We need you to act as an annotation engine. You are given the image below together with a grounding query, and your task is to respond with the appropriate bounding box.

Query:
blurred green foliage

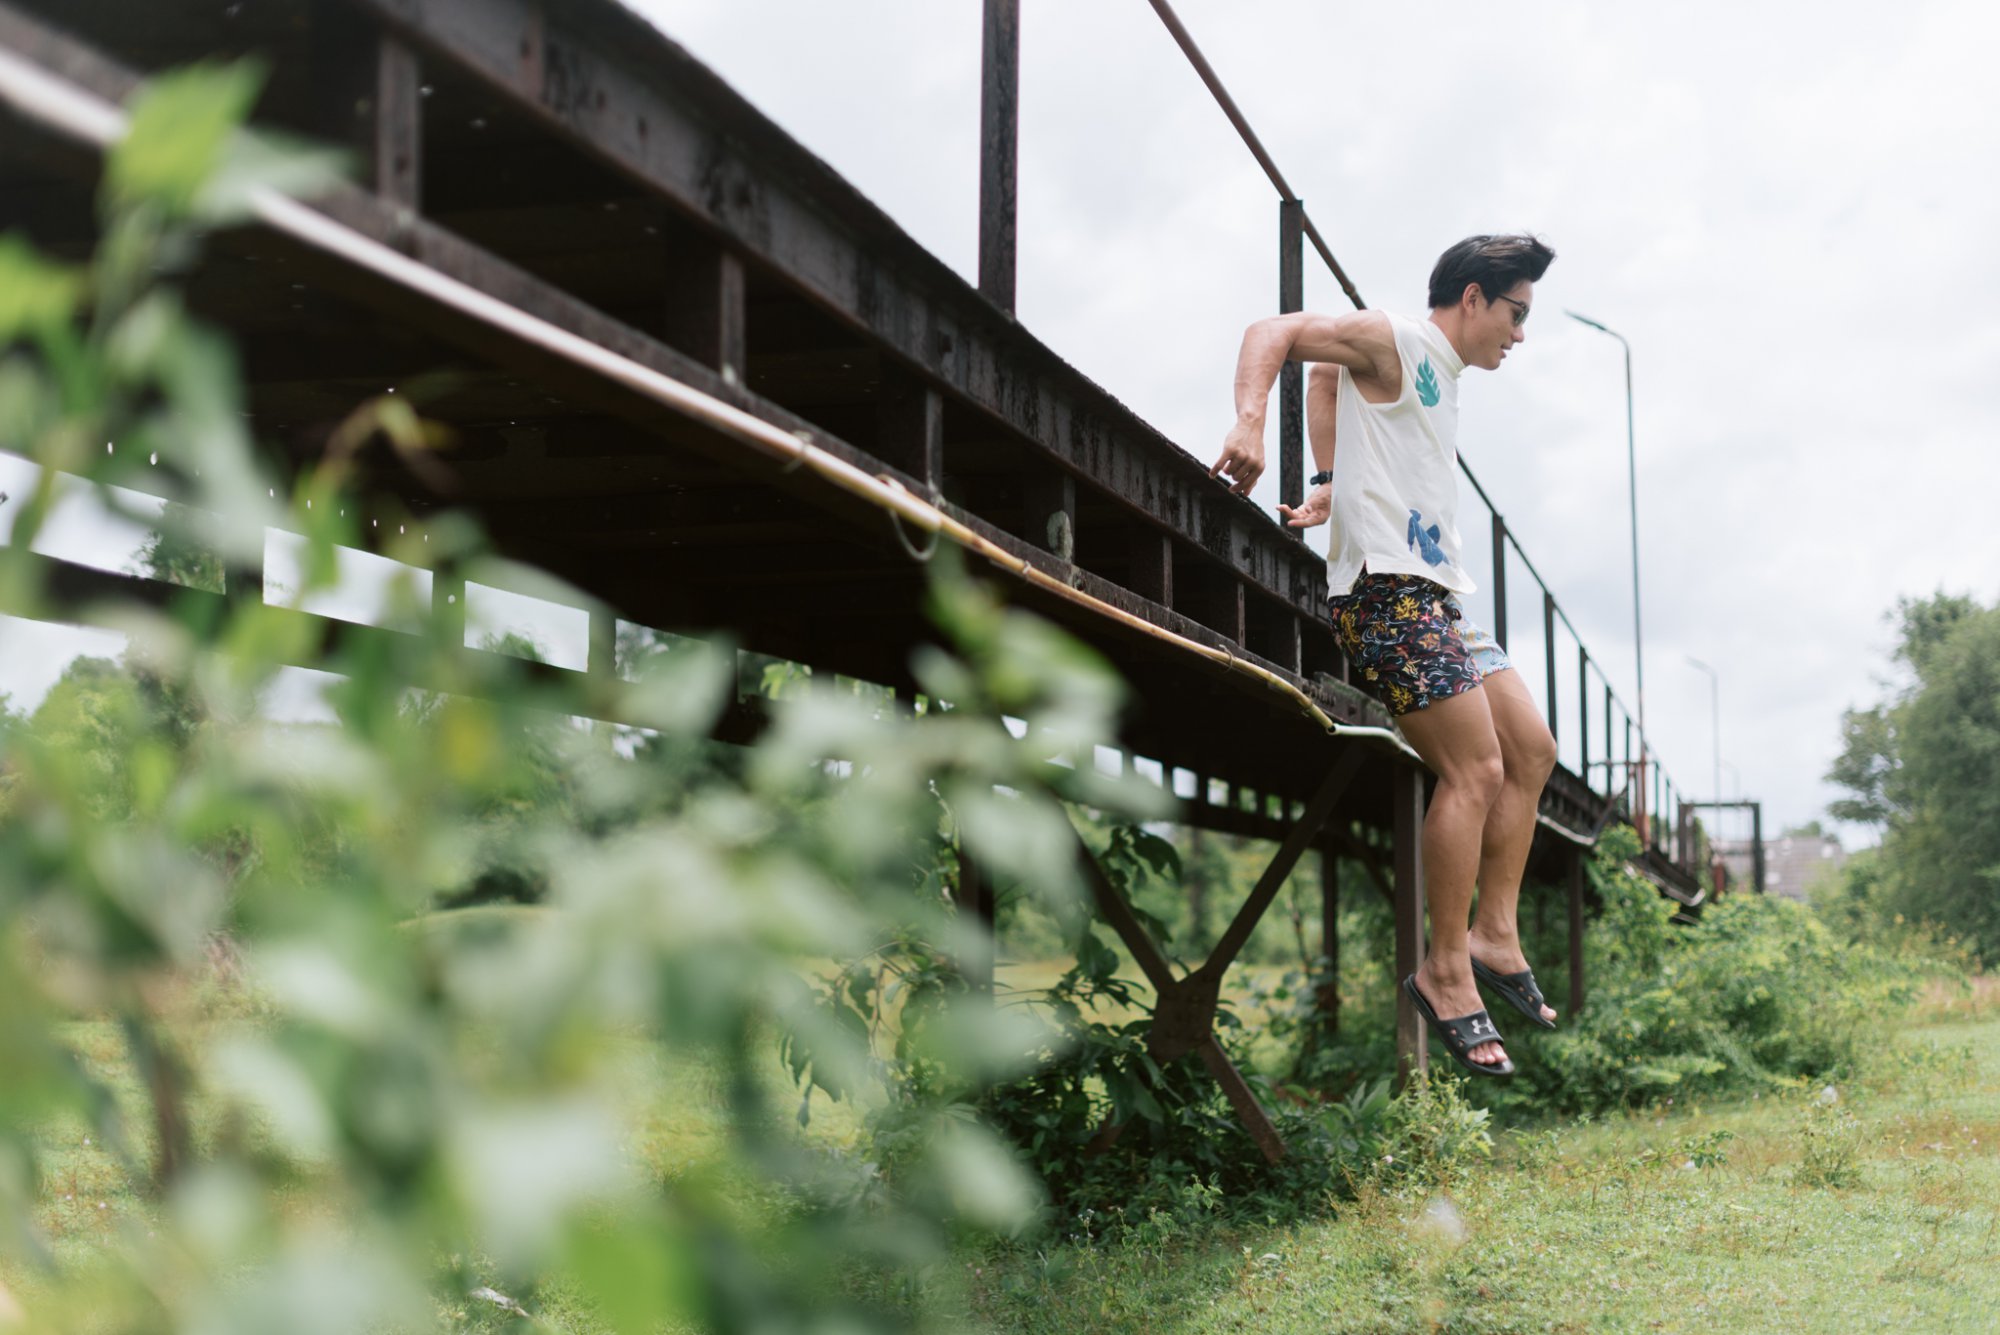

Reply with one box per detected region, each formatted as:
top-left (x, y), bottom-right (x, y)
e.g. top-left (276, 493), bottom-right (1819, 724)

top-left (0, 61), bottom-right (1169, 1334)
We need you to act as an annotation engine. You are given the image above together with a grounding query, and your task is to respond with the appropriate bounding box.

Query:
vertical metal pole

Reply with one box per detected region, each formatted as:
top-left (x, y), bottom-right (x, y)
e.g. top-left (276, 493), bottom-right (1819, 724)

top-left (1603, 683), bottom-right (1613, 799)
top-left (1624, 717), bottom-right (1634, 820)
top-left (1278, 199), bottom-right (1304, 532)
top-left (1624, 339), bottom-right (1646, 811)
top-left (1490, 515), bottom-right (1508, 650)
top-left (1751, 802), bottom-right (1766, 895)
top-left (1567, 851), bottom-right (1587, 1014)
top-left (1543, 591), bottom-right (1558, 738)
top-left (1578, 647), bottom-right (1590, 787)
top-left (1392, 766), bottom-right (1428, 1088)
top-left (978, 0), bottom-right (1020, 311)
top-left (1318, 846), bottom-right (1340, 1039)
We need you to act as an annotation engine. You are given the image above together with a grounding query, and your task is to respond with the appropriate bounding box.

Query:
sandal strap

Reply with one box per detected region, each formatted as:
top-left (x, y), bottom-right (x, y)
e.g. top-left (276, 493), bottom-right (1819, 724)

top-left (1474, 957), bottom-right (1547, 1008)
top-left (1435, 1007), bottom-right (1504, 1054)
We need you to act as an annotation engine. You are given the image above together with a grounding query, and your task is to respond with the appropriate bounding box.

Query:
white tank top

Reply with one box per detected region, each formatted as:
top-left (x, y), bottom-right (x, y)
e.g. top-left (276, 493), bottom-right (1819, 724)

top-left (1324, 312), bottom-right (1474, 597)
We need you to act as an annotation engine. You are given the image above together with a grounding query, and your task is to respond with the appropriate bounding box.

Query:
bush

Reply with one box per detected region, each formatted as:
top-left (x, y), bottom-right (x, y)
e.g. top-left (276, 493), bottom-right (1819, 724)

top-left (1480, 827), bottom-right (1935, 1119)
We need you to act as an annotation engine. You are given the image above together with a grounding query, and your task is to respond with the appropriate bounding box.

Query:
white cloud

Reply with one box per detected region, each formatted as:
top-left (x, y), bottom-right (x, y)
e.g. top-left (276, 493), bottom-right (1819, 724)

top-left (632, 0), bottom-right (2000, 842)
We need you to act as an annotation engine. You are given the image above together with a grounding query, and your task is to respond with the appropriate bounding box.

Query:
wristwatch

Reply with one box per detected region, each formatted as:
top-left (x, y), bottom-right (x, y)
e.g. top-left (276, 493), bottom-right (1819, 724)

top-left (1310, 470), bottom-right (1333, 487)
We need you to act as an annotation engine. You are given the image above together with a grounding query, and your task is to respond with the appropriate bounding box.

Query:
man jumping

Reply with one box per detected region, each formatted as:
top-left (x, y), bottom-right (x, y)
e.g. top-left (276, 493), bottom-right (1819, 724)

top-left (1211, 234), bottom-right (1559, 1076)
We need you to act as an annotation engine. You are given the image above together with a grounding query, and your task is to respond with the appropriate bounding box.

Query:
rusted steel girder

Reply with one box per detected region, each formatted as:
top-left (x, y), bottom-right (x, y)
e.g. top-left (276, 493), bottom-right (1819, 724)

top-left (334, 0), bottom-right (1330, 618)
top-left (1071, 747), bottom-right (1367, 1164)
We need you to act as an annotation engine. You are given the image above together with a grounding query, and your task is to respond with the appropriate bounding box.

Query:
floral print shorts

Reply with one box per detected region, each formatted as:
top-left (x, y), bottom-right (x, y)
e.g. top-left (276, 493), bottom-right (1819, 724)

top-left (1327, 573), bottom-right (1492, 716)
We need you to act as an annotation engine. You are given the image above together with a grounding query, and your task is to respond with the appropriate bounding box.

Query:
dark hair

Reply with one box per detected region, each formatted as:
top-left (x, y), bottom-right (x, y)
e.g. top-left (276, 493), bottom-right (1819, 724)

top-left (1426, 233), bottom-right (1555, 309)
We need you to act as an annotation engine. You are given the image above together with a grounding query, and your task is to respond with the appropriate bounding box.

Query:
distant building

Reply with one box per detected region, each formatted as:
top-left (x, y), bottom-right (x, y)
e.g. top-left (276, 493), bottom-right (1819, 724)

top-left (1714, 828), bottom-right (1845, 902)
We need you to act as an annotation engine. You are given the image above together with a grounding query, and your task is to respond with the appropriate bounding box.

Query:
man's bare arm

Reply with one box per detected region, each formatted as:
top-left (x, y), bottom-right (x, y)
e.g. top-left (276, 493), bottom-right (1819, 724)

top-left (1211, 310), bottom-right (1397, 497)
top-left (1278, 362), bottom-right (1342, 529)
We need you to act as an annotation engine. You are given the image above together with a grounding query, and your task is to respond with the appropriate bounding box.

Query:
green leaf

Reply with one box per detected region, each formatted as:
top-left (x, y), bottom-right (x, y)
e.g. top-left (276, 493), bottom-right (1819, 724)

top-left (106, 62), bottom-right (266, 218)
top-left (0, 232), bottom-right (84, 340)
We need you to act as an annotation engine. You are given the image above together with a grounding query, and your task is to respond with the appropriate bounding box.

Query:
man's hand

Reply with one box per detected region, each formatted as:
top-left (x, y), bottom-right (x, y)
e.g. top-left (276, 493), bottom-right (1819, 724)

top-left (1211, 417), bottom-right (1265, 496)
top-left (1277, 481), bottom-right (1331, 529)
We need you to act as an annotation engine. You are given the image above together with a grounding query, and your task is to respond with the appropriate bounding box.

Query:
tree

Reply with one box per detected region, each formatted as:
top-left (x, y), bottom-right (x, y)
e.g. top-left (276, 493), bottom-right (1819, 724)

top-left (1826, 590), bottom-right (2000, 958)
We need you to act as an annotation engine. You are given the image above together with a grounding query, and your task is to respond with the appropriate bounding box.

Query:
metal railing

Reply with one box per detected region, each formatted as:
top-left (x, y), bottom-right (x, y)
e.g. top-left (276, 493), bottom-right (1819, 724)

top-left (977, 0), bottom-right (1700, 871)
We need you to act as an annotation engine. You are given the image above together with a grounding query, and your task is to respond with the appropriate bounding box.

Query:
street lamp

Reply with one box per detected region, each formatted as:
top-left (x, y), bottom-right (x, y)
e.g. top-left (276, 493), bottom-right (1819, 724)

top-left (1686, 655), bottom-right (1720, 809)
top-left (1567, 310), bottom-right (1647, 838)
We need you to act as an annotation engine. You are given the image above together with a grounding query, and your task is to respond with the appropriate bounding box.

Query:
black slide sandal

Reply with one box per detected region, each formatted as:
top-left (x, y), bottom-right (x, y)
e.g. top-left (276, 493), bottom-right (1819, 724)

top-left (1402, 974), bottom-right (1514, 1077)
top-left (1470, 956), bottom-right (1557, 1030)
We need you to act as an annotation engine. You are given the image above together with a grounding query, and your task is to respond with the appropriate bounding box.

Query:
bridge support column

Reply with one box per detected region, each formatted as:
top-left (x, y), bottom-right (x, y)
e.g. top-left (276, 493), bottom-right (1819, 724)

top-left (958, 847), bottom-right (996, 998)
top-left (1318, 844), bottom-right (1340, 1038)
top-left (1392, 764), bottom-right (1428, 1088)
top-left (1568, 848), bottom-right (1587, 1015)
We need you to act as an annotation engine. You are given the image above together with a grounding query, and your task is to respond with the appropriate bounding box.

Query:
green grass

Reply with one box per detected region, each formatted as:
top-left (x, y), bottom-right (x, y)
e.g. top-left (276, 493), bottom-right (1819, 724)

top-left (962, 999), bottom-right (2000, 1334)
top-left (13, 973), bottom-right (2000, 1333)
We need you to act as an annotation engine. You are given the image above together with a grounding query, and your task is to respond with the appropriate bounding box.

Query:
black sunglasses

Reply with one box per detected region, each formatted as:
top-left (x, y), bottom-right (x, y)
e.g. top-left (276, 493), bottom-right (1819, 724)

top-left (1492, 294), bottom-right (1530, 327)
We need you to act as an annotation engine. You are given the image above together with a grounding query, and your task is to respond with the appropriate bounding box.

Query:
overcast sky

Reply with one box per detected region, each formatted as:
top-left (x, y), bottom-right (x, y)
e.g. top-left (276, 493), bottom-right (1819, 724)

top-left (609, 0), bottom-right (2000, 846)
top-left (6, 1), bottom-right (1996, 850)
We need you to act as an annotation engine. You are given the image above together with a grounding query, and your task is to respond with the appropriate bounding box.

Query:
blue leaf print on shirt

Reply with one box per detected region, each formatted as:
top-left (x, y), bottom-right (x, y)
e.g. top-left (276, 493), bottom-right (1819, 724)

top-left (1415, 357), bottom-right (1440, 407)
top-left (1407, 509), bottom-right (1446, 566)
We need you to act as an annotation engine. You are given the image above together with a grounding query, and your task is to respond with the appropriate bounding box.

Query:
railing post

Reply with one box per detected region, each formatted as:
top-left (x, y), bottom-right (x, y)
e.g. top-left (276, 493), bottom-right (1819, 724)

top-left (1543, 590), bottom-right (1558, 738)
top-left (978, 0), bottom-right (1021, 311)
top-left (1603, 683), bottom-right (1613, 798)
top-left (1490, 514), bottom-right (1508, 650)
top-left (1750, 802), bottom-right (1766, 894)
top-left (1278, 198), bottom-right (1304, 532)
top-left (1578, 647), bottom-right (1589, 786)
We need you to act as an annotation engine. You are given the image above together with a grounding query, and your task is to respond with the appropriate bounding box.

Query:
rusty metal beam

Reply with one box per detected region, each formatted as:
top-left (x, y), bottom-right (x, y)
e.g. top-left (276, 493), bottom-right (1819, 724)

top-left (1069, 820), bottom-right (1286, 1162)
top-left (334, 0), bottom-right (1328, 616)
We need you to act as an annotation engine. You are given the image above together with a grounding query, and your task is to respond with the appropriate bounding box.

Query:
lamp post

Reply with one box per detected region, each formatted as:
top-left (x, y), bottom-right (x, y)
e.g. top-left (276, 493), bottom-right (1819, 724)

top-left (1567, 310), bottom-right (1647, 839)
top-left (1686, 655), bottom-right (1720, 810)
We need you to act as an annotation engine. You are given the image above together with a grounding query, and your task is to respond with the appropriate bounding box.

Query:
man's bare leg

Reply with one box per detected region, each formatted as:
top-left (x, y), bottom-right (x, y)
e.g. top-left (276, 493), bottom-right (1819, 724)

top-left (1465, 668), bottom-right (1560, 1022)
top-left (1393, 684), bottom-right (1508, 1067)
